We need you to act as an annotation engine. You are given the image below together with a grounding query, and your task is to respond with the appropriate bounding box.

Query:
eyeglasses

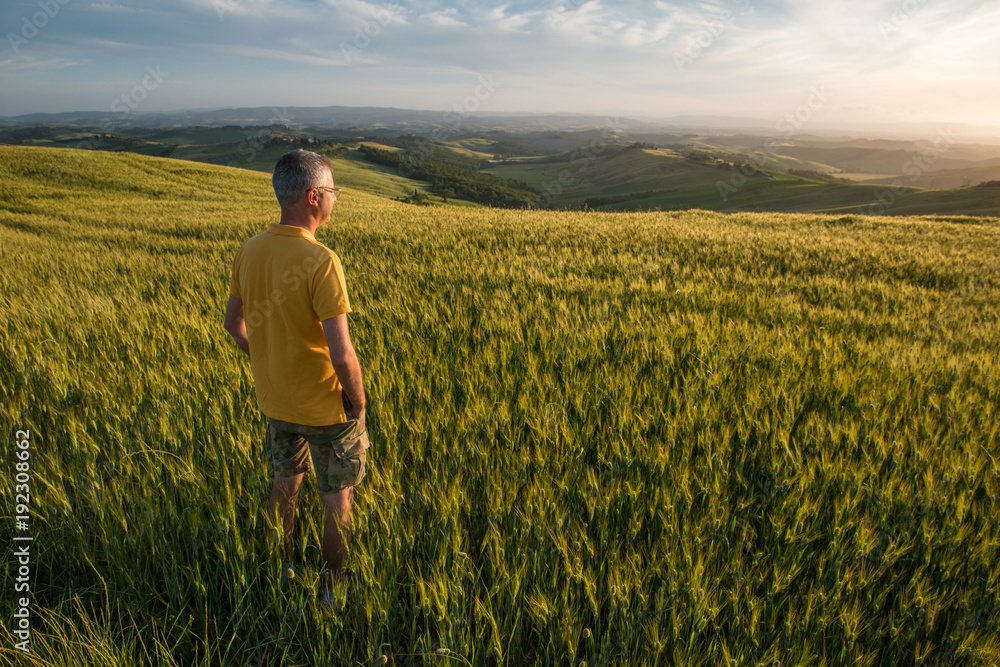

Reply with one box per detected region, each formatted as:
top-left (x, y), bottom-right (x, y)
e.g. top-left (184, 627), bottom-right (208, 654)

top-left (311, 186), bottom-right (341, 196)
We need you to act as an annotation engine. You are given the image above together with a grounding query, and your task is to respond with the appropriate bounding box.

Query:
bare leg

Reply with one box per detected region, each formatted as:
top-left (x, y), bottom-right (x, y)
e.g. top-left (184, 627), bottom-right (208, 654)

top-left (320, 486), bottom-right (354, 581)
top-left (267, 473), bottom-right (304, 563)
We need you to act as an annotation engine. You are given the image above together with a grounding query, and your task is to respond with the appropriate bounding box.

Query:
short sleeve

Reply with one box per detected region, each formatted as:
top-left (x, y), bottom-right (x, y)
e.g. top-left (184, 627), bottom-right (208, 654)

top-left (311, 251), bottom-right (351, 321)
top-left (229, 245), bottom-right (243, 299)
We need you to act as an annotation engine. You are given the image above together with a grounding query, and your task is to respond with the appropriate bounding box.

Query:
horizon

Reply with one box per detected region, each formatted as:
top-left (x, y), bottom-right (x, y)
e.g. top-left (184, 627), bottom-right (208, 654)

top-left (6, 103), bottom-right (1000, 143)
top-left (2, 1), bottom-right (998, 129)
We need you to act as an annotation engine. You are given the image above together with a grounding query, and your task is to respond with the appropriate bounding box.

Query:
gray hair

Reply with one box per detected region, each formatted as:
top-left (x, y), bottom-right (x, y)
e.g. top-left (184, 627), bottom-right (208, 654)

top-left (271, 149), bottom-right (334, 207)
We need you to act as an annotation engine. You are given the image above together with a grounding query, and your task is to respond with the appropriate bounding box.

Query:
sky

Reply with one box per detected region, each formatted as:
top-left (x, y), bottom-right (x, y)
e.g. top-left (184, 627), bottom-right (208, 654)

top-left (1, 0), bottom-right (998, 128)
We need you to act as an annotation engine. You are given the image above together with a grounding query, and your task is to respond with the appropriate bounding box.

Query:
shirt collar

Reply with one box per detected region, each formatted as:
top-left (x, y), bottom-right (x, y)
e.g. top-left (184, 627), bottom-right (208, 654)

top-left (268, 222), bottom-right (315, 240)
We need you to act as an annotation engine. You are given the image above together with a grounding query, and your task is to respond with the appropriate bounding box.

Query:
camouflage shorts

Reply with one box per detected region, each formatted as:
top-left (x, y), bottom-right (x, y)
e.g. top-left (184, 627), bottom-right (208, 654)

top-left (266, 412), bottom-right (369, 494)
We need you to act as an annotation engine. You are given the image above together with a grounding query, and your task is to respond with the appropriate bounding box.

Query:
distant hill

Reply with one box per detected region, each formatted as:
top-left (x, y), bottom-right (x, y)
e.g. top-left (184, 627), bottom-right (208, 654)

top-left (8, 104), bottom-right (999, 140)
top-left (0, 106), bottom-right (656, 133)
top-left (3, 122), bottom-right (998, 217)
top-left (487, 144), bottom-right (1000, 216)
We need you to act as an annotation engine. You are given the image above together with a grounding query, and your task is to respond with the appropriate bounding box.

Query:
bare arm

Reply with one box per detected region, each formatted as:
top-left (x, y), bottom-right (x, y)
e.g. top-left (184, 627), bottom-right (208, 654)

top-left (223, 294), bottom-right (251, 357)
top-left (322, 314), bottom-right (366, 418)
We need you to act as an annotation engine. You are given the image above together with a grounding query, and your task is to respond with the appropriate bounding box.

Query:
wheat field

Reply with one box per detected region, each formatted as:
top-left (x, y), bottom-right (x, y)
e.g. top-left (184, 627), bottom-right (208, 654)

top-left (1, 145), bottom-right (998, 666)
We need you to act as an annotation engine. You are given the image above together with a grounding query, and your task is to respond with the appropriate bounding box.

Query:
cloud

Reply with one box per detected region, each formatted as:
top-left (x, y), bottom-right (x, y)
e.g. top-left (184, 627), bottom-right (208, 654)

top-left (216, 45), bottom-right (347, 68)
top-left (492, 9), bottom-right (540, 33)
top-left (177, 0), bottom-right (299, 20)
top-left (0, 56), bottom-right (79, 73)
top-left (426, 8), bottom-right (468, 28)
top-left (86, 4), bottom-right (159, 14)
top-left (1, 0), bottom-right (997, 124)
top-left (326, 0), bottom-right (408, 25)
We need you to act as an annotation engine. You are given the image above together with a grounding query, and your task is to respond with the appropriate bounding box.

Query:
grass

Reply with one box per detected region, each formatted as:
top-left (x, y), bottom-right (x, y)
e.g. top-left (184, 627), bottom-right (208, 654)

top-left (486, 146), bottom-right (845, 211)
top-left (488, 145), bottom-right (1000, 216)
top-left (440, 138), bottom-right (498, 160)
top-left (859, 165), bottom-right (1000, 190)
top-left (1, 144), bottom-right (999, 666)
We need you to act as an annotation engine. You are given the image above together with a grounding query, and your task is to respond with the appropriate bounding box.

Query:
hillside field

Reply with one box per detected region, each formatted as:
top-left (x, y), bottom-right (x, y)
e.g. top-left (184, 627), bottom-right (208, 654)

top-left (1, 145), bottom-right (999, 666)
top-left (486, 146), bottom-right (1000, 216)
top-left (6, 124), bottom-right (1000, 216)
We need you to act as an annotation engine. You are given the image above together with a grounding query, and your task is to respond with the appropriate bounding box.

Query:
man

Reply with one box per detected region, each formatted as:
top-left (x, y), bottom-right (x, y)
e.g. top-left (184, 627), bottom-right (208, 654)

top-left (224, 149), bottom-right (368, 605)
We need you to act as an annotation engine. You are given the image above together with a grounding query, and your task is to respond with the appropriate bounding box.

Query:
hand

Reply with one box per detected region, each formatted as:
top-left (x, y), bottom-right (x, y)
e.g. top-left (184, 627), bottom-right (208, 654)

top-left (343, 392), bottom-right (365, 420)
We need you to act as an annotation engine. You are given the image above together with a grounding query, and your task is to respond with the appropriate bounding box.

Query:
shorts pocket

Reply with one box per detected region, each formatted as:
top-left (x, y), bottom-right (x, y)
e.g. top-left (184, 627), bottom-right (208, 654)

top-left (324, 447), bottom-right (366, 493)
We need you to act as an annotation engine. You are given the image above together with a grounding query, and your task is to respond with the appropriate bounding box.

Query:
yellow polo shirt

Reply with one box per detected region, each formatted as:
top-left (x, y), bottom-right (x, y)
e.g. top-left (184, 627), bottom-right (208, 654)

top-left (230, 223), bottom-right (351, 426)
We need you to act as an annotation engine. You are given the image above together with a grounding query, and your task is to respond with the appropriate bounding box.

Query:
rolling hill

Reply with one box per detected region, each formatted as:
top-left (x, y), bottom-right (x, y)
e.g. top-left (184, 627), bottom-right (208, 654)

top-left (3, 123), bottom-right (999, 216)
top-left (487, 144), bottom-right (1000, 215)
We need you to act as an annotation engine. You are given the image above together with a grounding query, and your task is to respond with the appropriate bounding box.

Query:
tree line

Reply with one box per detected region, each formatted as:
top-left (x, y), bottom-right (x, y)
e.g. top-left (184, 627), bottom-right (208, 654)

top-left (358, 143), bottom-right (541, 209)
